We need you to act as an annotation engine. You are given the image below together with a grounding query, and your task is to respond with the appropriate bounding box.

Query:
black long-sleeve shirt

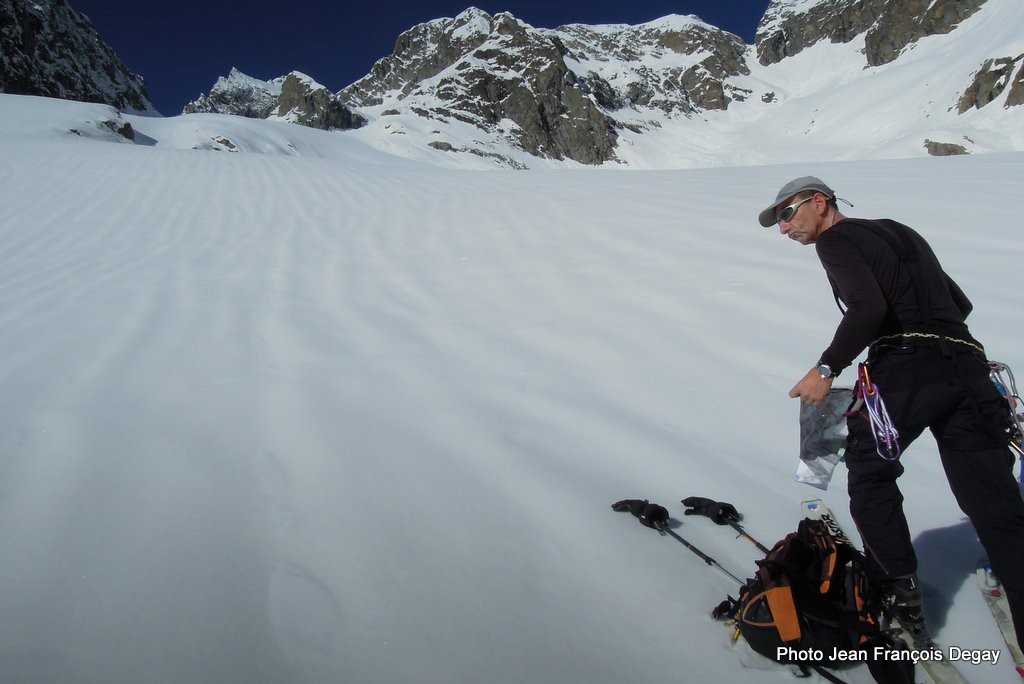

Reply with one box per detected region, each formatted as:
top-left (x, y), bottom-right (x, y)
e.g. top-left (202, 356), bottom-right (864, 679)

top-left (813, 218), bottom-right (975, 374)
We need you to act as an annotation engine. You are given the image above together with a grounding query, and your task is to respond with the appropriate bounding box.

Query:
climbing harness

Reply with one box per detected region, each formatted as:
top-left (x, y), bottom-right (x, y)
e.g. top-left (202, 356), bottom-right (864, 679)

top-left (871, 331), bottom-right (985, 355)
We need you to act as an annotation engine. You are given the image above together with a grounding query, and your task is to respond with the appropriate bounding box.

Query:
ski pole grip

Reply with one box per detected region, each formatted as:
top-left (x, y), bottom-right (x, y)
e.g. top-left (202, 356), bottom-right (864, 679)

top-left (612, 499), bottom-right (669, 529)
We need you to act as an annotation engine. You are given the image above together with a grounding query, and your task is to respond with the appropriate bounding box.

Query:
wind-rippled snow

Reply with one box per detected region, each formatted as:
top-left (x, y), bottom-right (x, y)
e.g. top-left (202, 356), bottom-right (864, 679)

top-left (1, 94), bottom-right (1023, 683)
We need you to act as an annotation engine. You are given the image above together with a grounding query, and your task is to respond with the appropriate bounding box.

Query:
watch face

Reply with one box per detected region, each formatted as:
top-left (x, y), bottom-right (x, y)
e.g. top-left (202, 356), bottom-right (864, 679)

top-left (817, 363), bottom-right (833, 378)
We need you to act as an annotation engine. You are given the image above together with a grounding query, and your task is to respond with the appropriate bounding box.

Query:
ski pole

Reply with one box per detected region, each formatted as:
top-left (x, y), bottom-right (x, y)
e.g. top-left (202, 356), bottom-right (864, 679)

top-left (659, 524), bottom-right (745, 586)
top-left (726, 521), bottom-right (771, 555)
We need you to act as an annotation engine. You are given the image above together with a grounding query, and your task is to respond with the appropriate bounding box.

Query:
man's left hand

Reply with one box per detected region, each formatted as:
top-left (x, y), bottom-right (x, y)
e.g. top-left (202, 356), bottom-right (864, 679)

top-left (789, 367), bottom-right (833, 405)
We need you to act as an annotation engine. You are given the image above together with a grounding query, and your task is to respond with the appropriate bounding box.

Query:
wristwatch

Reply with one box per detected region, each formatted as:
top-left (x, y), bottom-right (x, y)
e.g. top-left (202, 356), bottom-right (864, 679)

top-left (816, 362), bottom-right (836, 379)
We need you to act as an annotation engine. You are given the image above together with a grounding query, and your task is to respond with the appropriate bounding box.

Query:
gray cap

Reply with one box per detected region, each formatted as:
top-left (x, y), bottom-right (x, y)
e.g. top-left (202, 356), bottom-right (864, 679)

top-left (758, 176), bottom-right (835, 227)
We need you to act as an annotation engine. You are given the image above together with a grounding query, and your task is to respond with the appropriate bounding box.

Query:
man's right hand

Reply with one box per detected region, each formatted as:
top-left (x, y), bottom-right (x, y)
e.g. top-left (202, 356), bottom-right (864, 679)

top-left (789, 367), bottom-right (833, 405)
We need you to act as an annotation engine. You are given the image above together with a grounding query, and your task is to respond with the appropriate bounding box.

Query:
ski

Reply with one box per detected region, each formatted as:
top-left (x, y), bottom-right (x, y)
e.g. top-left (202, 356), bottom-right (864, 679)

top-left (801, 498), bottom-right (854, 545)
top-left (977, 558), bottom-right (1024, 678)
top-left (801, 499), bottom-right (970, 684)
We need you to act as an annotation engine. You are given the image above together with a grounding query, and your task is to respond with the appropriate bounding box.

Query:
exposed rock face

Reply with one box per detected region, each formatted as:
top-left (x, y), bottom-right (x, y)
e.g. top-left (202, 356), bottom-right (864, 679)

top-left (756, 0), bottom-right (988, 67)
top-left (862, 0), bottom-right (988, 66)
top-left (184, 68), bottom-right (365, 131)
top-left (339, 9), bottom-right (752, 164)
top-left (342, 9), bottom-right (619, 163)
top-left (184, 68), bottom-right (281, 118)
top-left (924, 139), bottom-right (969, 156)
top-left (555, 17), bottom-right (749, 115)
top-left (276, 73), bottom-right (366, 130)
top-left (342, 8), bottom-right (493, 107)
top-left (0, 0), bottom-right (152, 111)
top-left (957, 55), bottom-right (1024, 112)
top-left (1009, 62), bottom-right (1024, 108)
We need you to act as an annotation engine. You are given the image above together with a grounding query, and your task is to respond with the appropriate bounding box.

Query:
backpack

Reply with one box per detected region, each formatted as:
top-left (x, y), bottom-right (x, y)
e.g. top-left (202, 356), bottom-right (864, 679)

top-left (714, 518), bottom-right (913, 683)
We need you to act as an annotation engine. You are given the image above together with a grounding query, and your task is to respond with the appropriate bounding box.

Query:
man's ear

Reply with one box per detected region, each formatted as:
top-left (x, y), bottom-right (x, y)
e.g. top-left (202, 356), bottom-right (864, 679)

top-left (814, 192), bottom-right (829, 215)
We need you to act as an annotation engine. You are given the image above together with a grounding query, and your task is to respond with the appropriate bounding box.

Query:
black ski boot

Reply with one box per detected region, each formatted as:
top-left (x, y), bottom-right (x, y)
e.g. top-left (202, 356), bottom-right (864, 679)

top-left (882, 574), bottom-right (934, 647)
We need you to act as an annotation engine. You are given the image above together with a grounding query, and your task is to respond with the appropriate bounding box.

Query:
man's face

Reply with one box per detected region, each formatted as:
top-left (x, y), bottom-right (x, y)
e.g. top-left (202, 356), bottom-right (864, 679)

top-left (776, 193), bottom-right (820, 245)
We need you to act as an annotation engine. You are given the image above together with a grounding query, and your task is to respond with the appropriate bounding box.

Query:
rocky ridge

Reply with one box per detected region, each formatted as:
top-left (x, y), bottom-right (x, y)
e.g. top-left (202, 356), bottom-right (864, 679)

top-left (185, 68), bottom-right (365, 131)
top-left (341, 9), bottom-right (623, 164)
top-left (0, 0), bottom-right (151, 111)
top-left (199, 9), bottom-right (755, 166)
top-left (336, 10), bottom-right (755, 164)
top-left (188, 0), bottom-right (1023, 166)
top-left (553, 16), bottom-right (750, 115)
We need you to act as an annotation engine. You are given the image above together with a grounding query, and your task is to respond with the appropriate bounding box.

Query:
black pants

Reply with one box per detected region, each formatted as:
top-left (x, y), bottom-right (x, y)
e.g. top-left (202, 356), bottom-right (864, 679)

top-left (845, 344), bottom-right (1024, 650)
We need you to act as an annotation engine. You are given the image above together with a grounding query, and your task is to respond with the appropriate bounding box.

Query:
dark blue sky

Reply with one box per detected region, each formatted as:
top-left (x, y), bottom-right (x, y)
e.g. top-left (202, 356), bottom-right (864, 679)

top-left (69, 1), bottom-right (771, 115)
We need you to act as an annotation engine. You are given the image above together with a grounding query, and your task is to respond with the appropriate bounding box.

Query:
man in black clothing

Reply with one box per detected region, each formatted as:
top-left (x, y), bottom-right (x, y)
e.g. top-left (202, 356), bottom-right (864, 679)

top-left (759, 176), bottom-right (1024, 650)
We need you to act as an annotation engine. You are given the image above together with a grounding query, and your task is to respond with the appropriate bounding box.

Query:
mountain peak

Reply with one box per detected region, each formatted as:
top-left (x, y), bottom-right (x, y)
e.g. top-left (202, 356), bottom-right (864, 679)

top-left (453, 6), bottom-right (491, 22)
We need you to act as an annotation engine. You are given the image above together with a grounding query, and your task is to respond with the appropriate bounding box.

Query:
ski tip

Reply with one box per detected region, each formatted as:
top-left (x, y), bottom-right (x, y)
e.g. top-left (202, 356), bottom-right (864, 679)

top-left (1016, 665), bottom-right (1024, 679)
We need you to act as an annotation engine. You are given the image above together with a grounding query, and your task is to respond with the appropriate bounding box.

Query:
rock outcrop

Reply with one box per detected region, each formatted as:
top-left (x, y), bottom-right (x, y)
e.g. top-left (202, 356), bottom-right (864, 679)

top-left (184, 68), bottom-right (365, 130)
top-left (0, 0), bottom-right (152, 111)
top-left (756, 0), bottom-right (988, 67)
top-left (342, 9), bottom-right (619, 163)
top-left (957, 55), bottom-right (1024, 112)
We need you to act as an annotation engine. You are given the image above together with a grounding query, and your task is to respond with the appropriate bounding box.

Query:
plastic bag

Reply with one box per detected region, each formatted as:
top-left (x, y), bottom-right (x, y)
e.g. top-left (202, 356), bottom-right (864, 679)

top-left (795, 387), bottom-right (855, 490)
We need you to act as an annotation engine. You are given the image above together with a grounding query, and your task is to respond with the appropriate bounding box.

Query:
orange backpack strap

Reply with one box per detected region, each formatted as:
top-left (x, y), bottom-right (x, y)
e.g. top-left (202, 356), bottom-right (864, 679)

top-left (763, 581), bottom-right (802, 643)
top-left (754, 546), bottom-right (803, 644)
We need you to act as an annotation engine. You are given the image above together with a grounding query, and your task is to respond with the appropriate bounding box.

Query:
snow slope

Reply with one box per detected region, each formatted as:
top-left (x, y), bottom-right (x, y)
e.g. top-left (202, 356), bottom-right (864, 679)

top-left (1, 94), bottom-right (1023, 683)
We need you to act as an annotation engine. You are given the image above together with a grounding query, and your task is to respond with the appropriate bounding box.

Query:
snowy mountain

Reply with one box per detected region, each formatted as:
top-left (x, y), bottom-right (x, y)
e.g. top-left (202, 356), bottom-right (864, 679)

top-left (4, 88), bottom-right (1024, 684)
top-left (184, 68), bottom-right (365, 131)
top-left (0, 0), bottom-right (152, 112)
top-left (182, 0), bottom-right (1024, 168)
top-left (8, 0), bottom-right (1024, 168)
